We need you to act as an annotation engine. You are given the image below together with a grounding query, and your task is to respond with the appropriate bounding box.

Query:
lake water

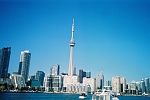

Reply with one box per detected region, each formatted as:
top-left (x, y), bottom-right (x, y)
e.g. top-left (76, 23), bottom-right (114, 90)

top-left (0, 93), bottom-right (150, 100)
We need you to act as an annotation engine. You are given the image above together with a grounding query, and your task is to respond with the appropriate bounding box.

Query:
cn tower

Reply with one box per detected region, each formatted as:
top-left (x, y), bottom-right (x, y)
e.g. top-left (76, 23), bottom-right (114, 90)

top-left (68, 19), bottom-right (75, 76)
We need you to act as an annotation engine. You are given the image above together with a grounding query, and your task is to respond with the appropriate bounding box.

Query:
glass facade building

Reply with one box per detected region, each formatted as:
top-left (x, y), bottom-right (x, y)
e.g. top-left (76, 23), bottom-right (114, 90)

top-left (35, 71), bottom-right (45, 86)
top-left (18, 50), bottom-right (31, 82)
top-left (0, 47), bottom-right (11, 78)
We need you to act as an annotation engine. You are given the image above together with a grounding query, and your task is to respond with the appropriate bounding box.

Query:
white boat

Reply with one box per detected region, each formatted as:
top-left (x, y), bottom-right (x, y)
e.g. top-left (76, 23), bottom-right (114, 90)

top-left (79, 93), bottom-right (87, 99)
top-left (92, 89), bottom-right (119, 100)
top-left (142, 92), bottom-right (149, 96)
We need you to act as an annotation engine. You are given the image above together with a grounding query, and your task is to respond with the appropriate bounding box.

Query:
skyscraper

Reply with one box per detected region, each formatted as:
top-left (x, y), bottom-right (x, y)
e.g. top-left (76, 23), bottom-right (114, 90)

top-left (140, 79), bottom-right (145, 93)
top-left (68, 19), bottom-right (75, 76)
top-left (145, 78), bottom-right (149, 93)
top-left (79, 69), bottom-right (86, 83)
top-left (112, 76), bottom-right (121, 93)
top-left (35, 71), bottom-right (45, 86)
top-left (96, 71), bottom-right (104, 90)
top-left (120, 77), bottom-right (126, 93)
top-left (50, 64), bottom-right (60, 75)
top-left (0, 47), bottom-right (11, 78)
top-left (18, 50), bottom-right (31, 82)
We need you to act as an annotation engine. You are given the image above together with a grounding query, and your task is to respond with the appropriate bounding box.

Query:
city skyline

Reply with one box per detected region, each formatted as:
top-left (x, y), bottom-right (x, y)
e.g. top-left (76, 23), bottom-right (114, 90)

top-left (0, 0), bottom-right (150, 83)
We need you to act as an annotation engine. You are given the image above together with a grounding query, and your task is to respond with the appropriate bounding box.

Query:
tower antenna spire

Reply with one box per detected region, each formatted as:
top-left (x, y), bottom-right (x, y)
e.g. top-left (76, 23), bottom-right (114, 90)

top-left (71, 18), bottom-right (74, 40)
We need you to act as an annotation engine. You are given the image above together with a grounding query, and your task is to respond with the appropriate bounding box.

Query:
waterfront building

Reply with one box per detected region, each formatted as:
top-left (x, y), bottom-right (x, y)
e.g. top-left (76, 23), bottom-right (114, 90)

top-left (31, 80), bottom-right (40, 87)
top-left (44, 75), bottom-right (63, 92)
top-left (136, 82), bottom-right (141, 91)
top-left (83, 77), bottom-right (96, 92)
top-left (112, 76), bottom-right (121, 93)
top-left (130, 81), bottom-right (136, 94)
top-left (0, 78), bottom-right (11, 85)
top-left (11, 73), bottom-right (25, 89)
top-left (0, 47), bottom-right (11, 78)
top-left (50, 64), bottom-right (60, 75)
top-left (86, 71), bottom-right (91, 78)
top-left (68, 19), bottom-right (76, 76)
top-left (120, 77), bottom-right (126, 93)
top-left (96, 71), bottom-right (104, 90)
top-left (63, 75), bottom-right (79, 90)
top-left (145, 78), bottom-right (149, 93)
top-left (66, 83), bottom-right (91, 93)
top-left (141, 79), bottom-right (145, 93)
top-left (18, 50), bottom-right (31, 82)
top-left (35, 71), bottom-right (45, 86)
top-left (79, 69), bottom-right (86, 83)
top-left (136, 82), bottom-right (141, 94)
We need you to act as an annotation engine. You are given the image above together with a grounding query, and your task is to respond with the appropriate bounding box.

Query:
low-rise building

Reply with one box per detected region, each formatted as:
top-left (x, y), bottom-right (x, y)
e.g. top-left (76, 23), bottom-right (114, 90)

top-left (44, 75), bottom-right (63, 92)
top-left (83, 77), bottom-right (96, 92)
top-left (11, 73), bottom-right (25, 89)
top-left (66, 83), bottom-right (91, 93)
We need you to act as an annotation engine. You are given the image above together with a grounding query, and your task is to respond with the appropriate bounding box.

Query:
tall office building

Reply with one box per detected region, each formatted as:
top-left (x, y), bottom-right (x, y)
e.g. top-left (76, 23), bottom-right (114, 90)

top-left (50, 64), bottom-right (60, 75)
top-left (96, 71), bottom-right (104, 90)
top-left (112, 76), bottom-right (121, 93)
top-left (35, 71), bottom-right (45, 86)
top-left (120, 77), bottom-right (126, 93)
top-left (18, 50), bottom-right (31, 82)
top-left (0, 47), bottom-right (11, 78)
top-left (79, 69), bottom-right (86, 83)
top-left (68, 19), bottom-right (75, 76)
top-left (145, 78), bottom-right (149, 93)
top-left (141, 79), bottom-right (145, 93)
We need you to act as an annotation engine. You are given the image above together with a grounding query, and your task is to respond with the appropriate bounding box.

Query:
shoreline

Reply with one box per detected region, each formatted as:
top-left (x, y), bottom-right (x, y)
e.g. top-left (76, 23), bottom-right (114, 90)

top-left (0, 91), bottom-right (150, 97)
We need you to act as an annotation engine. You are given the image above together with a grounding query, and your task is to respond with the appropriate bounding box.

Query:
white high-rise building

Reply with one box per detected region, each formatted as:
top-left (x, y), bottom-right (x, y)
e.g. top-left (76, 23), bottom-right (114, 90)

top-left (50, 64), bottom-right (60, 75)
top-left (18, 50), bottom-right (31, 82)
top-left (141, 79), bottom-right (145, 93)
top-left (112, 76), bottom-right (121, 93)
top-left (96, 71), bottom-right (104, 90)
top-left (68, 19), bottom-right (75, 76)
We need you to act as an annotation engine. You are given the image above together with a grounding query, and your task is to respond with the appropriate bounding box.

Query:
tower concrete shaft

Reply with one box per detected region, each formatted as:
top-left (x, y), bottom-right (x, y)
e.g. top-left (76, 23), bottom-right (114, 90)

top-left (68, 19), bottom-right (75, 76)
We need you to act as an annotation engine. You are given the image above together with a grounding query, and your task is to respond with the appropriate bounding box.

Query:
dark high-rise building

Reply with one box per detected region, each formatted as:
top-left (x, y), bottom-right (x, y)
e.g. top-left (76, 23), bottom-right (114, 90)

top-left (79, 69), bottom-right (86, 83)
top-left (0, 47), bottom-right (11, 78)
top-left (35, 71), bottom-right (45, 86)
top-left (145, 78), bottom-right (149, 93)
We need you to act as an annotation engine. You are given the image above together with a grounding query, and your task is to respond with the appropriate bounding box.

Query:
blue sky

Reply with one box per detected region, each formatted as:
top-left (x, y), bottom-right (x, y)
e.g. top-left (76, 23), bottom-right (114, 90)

top-left (0, 0), bottom-right (150, 83)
